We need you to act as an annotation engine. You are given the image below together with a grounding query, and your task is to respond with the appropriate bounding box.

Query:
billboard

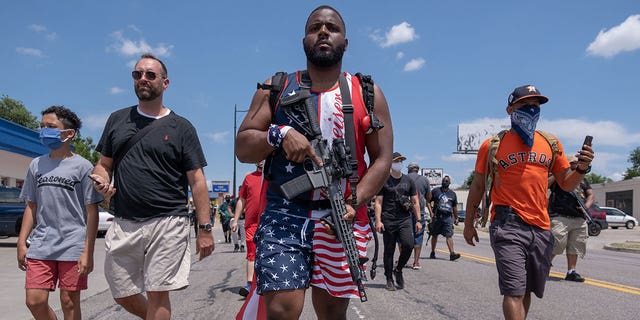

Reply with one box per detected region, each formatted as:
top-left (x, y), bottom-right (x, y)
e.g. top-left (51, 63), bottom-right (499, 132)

top-left (420, 168), bottom-right (443, 186)
top-left (211, 181), bottom-right (230, 193)
top-left (457, 123), bottom-right (509, 153)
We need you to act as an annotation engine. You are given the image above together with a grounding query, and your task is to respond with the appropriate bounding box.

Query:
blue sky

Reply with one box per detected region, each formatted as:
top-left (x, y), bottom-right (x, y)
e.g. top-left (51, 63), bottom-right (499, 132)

top-left (2, 1), bottom-right (639, 192)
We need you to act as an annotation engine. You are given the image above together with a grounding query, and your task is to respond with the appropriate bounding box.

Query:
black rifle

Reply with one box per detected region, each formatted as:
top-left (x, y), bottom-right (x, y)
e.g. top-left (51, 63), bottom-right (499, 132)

top-left (278, 87), bottom-right (369, 302)
top-left (571, 191), bottom-right (593, 222)
top-left (557, 183), bottom-right (600, 235)
top-left (426, 220), bottom-right (434, 242)
top-left (366, 202), bottom-right (379, 280)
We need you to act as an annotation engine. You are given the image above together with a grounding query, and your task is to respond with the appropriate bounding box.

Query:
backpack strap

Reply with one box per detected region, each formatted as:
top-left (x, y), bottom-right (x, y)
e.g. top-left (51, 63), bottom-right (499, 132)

top-left (257, 71), bottom-right (288, 114)
top-left (257, 72), bottom-right (288, 181)
top-left (537, 130), bottom-right (561, 171)
top-left (355, 73), bottom-right (384, 133)
top-left (480, 130), bottom-right (507, 227)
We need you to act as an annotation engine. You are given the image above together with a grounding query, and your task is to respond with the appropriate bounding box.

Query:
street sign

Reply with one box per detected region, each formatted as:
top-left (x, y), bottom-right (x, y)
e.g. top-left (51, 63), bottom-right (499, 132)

top-left (212, 183), bottom-right (229, 193)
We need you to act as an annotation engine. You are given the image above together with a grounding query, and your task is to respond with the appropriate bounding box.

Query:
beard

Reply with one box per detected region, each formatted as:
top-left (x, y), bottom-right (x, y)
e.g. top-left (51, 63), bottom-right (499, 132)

top-left (303, 39), bottom-right (345, 68)
top-left (135, 83), bottom-right (162, 101)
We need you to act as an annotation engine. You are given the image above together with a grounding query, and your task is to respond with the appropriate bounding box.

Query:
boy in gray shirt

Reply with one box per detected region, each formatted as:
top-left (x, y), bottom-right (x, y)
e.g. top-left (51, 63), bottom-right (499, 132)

top-left (17, 106), bottom-right (103, 320)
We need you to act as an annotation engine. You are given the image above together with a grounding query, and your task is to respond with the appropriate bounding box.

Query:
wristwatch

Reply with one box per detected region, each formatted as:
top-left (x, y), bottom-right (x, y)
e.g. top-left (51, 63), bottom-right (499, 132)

top-left (198, 223), bottom-right (212, 232)
top-left (575, 164), bottom-right (591, 174)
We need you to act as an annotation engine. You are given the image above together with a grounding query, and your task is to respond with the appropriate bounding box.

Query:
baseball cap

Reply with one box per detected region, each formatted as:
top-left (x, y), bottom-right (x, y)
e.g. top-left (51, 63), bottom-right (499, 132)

top-left (567, 154), bottom-right (578, 163)
top-left (407, 162), bottom-right (420, 169)
top-left (508, 85), bottom-right (549, 106)
top-left (392, 152), bottom-right (406, 162)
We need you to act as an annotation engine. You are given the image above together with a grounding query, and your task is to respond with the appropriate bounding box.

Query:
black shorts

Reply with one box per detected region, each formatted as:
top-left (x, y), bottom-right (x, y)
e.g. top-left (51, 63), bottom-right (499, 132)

top-left (221, 219), bottom-right (231, 232)
top-left (432, 214), bottom-right (454, 237)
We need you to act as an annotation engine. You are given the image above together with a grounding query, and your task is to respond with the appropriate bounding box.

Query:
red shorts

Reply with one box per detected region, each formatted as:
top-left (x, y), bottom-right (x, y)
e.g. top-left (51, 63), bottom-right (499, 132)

top-left (245, 225), bottom-right (257, 261)
top-left (25, 259), bottom-right (88, 291)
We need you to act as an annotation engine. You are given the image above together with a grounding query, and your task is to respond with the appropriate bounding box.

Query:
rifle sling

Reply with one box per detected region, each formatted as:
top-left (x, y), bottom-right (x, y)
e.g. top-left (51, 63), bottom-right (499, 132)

top-left (338, 74), bottom-right (360, 207)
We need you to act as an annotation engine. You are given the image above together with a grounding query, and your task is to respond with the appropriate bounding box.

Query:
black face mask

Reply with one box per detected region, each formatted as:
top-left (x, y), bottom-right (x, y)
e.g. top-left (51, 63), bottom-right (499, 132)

top-left (442, 181), bottom-right (450, 189)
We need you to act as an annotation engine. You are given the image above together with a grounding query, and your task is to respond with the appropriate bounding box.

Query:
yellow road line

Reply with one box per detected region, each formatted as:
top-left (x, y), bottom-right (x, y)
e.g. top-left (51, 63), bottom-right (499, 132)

top-left (441, 249), bottom-right (640, 296)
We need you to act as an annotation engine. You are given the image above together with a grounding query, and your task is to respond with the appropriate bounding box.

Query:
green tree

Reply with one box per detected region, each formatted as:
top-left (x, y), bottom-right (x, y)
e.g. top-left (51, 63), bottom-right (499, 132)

top-left (73, 132), bottom-right (100, 165)
top-left (623, 147), bottom-right (640, 180)
top-left (461, 171), bottom-right (475, 189)
top-left (585, 173), bottom-right (613, 184)
top-left (1, 94), bottom-right (100, 164)
top-left (0, 95), bottom-right (38, 129)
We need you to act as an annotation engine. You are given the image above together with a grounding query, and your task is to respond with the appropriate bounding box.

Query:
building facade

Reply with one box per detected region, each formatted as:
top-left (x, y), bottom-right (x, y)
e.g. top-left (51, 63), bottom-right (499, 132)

top-left (0, 118), bottom-right (47, 187)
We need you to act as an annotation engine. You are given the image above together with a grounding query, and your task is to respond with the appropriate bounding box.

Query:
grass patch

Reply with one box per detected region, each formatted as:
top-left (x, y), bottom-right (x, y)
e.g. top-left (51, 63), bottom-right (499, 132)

top-left (609, 242), bottom-right (640, 250)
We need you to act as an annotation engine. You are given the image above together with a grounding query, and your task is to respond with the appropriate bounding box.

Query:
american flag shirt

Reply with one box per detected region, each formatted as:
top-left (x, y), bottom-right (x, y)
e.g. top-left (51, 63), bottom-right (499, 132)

top-left (255, 70), bottom-right (373, 299)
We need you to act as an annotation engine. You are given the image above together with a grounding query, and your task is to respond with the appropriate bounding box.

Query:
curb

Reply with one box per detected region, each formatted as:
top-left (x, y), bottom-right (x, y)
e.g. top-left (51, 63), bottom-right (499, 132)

top-left (603, 242), bottom-right (640, 254)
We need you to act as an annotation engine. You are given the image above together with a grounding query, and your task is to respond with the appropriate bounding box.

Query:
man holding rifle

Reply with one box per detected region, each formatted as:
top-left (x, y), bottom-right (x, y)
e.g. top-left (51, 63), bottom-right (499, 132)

top-left (235, 5), bottom-right (392, 320)
top-left (548, 154), bottom-right (594, 282)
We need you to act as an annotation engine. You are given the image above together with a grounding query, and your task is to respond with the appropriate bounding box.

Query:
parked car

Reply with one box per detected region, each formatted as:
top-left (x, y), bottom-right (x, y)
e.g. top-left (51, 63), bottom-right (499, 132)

top-left (457, 209), bottom-right (466, 222)
top-left (586, 204), bottom-right (608, 236)
top-left (97, 209), bottom-right (114, 237)
top-left (600, 206), bottom-right (637, 229)
top-left (0, 186), bottom-right (25, 237)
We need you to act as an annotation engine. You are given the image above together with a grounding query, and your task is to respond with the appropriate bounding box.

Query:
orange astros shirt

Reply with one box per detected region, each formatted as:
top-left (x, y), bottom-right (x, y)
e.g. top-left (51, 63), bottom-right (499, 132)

top-left (475, 130), bottom-right (570, 230)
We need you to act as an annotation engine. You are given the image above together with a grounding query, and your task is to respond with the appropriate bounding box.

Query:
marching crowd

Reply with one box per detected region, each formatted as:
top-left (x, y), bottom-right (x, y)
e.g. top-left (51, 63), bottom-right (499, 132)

top-left (15, 5), bottom-right (595, 320)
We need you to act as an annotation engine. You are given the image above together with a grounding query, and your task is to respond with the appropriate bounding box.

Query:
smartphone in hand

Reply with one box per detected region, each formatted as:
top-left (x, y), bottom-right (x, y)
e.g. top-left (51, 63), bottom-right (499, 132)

top-left (582, 135), bottom-right (593, 148)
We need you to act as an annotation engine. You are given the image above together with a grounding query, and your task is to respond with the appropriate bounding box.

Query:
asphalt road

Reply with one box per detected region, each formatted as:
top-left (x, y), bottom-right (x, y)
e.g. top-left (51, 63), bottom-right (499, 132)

top-left (1, 223), bottom-right (639, 320)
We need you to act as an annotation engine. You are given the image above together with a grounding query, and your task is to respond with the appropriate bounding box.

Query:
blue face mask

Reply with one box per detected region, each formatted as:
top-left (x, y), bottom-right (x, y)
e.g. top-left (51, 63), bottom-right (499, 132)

top-left (39, 127), bottom-right (69, 150)
top-left (510, 105), bottom-right (540, 148)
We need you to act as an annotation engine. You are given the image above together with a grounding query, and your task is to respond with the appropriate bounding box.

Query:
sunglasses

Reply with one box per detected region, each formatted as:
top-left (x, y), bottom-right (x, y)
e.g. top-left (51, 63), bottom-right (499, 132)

top-left (131, 70), bottom-right (162, 81)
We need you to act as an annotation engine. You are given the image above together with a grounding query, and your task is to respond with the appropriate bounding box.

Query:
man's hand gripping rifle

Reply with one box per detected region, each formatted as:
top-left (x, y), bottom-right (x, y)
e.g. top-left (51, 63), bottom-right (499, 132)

top-left (277, 88), bottom-right (369, 302)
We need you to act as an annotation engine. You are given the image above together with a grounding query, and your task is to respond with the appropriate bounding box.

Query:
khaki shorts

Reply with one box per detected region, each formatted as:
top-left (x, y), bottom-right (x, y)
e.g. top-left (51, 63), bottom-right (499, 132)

top-left (551, 215), bottom-right (587, 258)
top-left (104, 215), bottom-right (191, 298)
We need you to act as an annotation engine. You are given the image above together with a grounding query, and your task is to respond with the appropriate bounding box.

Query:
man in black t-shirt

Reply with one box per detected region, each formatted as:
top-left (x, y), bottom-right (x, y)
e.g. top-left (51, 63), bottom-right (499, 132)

top-left (427, 175), bottom-right (461, 261)
top-left (91, 53), bottom-right (214, 319)
top-left (374, 152), bottom-right (422, 291)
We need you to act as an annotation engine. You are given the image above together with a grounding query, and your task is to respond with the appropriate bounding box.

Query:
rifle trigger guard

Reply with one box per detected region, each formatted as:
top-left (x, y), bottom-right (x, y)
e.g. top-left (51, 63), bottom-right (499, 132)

top-left (320, 212), bottom-right (338, 235)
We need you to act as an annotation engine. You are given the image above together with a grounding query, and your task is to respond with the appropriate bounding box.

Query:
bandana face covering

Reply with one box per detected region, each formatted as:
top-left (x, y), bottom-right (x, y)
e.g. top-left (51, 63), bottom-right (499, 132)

top-left (510, 105), bottom-right (540, 148)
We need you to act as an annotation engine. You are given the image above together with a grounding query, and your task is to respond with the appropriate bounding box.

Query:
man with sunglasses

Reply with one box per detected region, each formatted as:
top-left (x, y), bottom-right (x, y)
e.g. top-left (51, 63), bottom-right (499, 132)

top-left (91, 53), bottom-right (214, 320)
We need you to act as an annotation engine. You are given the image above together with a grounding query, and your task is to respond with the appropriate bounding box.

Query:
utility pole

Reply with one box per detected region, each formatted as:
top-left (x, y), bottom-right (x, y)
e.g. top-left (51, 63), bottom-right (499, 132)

top-left (233, 104), bottom-right (249, 196)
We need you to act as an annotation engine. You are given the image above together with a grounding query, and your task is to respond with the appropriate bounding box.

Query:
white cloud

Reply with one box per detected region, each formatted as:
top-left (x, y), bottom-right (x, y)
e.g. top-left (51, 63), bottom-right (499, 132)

top-left (110, 87), bottom-right (125, 95)
top-left (16, 47), bottom-right (43, 57)
top-left (587, 14), bottom-right (640, 57)
top-left (207, 131), bottom-right (229, 144)
top-left (538, 118), bottom-right (640, 147)
top-left (396, 51), bottom-right (405, 60)
top-left (45, 32), bottom-right (58, 41)
top-left (372, 22), bottom-right (418, 48)
top-left (83, 114), bottom-right (110, 131)
top-left (403, 58), bottom-right (425, 72)
top-left (28, 24), bottom-right (58, 40)
top-left (441, 153), bottom-right (477, 162)
top-left (459, 117), bottom-right (640, 148)
top-left (29, 24), bottom-right (46, 32)
top-left (108, 29), bottom-right (174, 57)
